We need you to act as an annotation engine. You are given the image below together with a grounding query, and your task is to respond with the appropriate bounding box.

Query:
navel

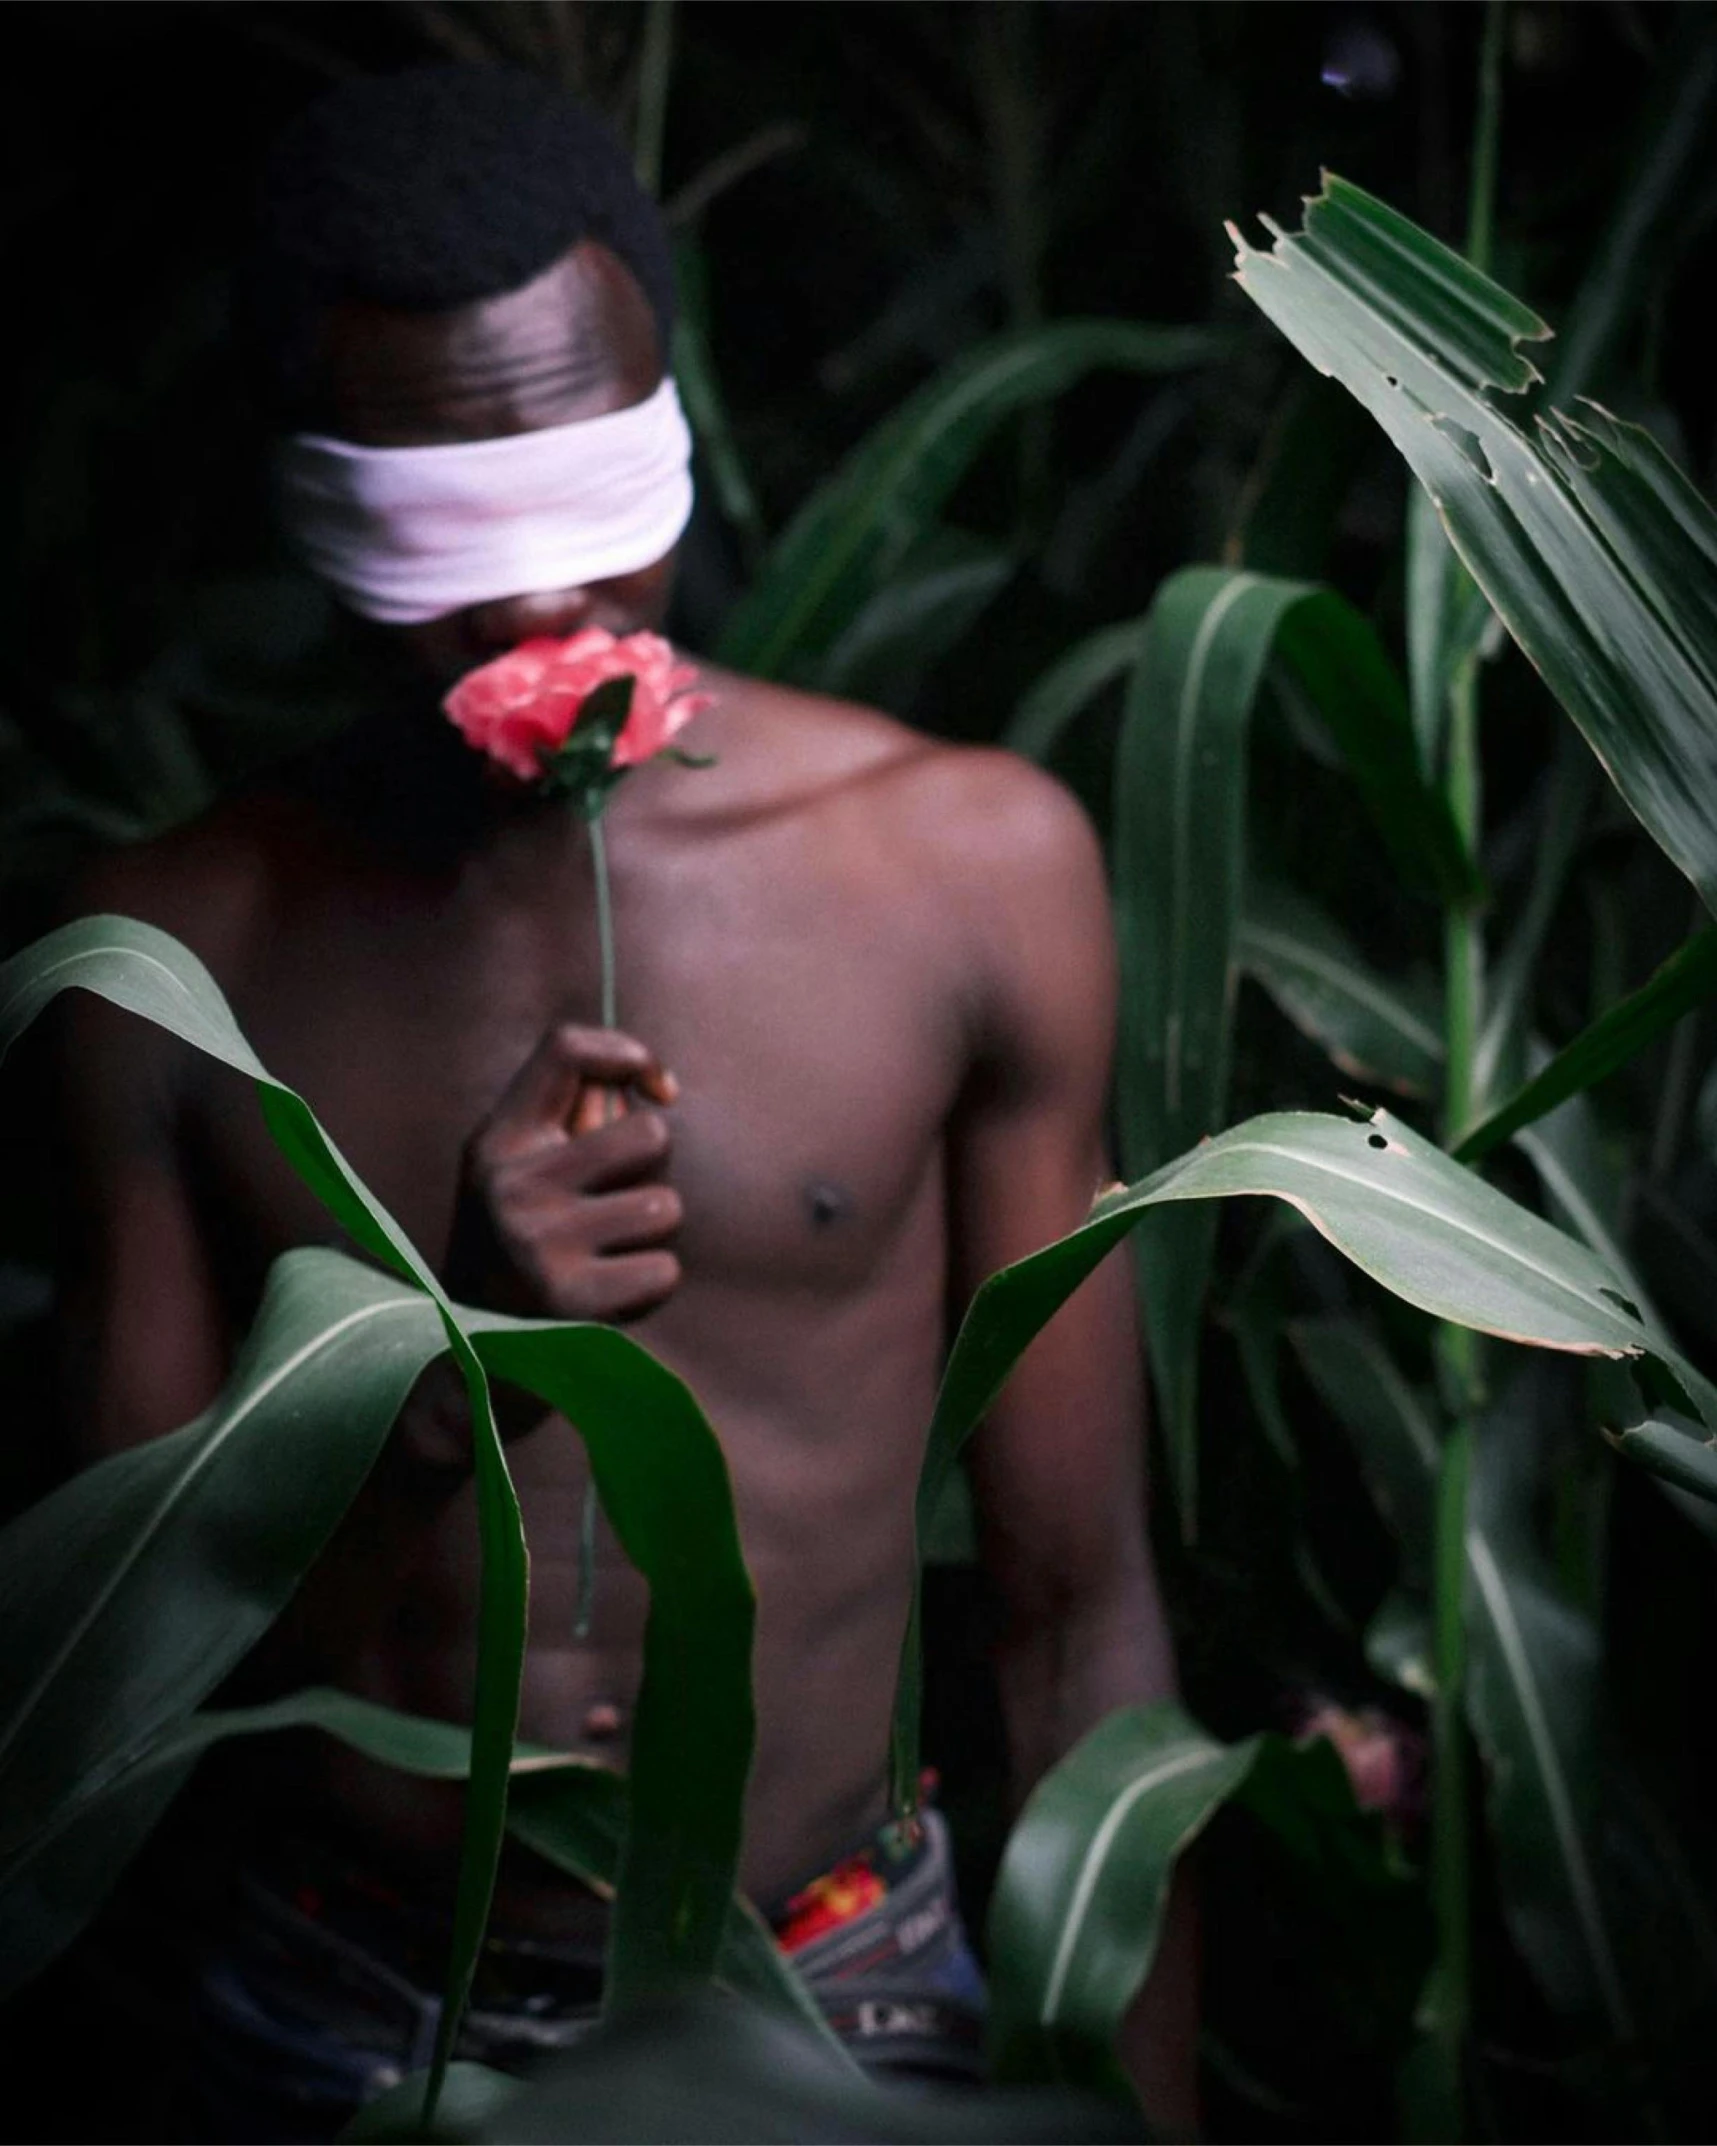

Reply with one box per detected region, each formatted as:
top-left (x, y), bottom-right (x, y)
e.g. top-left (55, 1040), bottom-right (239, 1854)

top-left (804, 1179), bottom-right (854, 1230)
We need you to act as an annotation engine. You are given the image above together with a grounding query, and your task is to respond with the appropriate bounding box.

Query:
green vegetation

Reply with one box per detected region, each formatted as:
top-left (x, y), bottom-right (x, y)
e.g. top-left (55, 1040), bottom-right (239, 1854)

top-left (4, 4), bottom-right (1717, 2137)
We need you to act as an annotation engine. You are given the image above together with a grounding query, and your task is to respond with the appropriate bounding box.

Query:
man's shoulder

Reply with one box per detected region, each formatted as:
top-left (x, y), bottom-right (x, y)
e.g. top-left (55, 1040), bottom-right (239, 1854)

top-left (69, 792), bottom-right (304, 979)
top-left (712, 668), bottom-right (1103, 891)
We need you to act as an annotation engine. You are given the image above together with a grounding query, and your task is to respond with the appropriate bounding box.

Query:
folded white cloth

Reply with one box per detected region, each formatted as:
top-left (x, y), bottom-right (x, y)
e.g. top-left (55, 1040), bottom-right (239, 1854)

top-left (275, 377), bottom-right (694, 625)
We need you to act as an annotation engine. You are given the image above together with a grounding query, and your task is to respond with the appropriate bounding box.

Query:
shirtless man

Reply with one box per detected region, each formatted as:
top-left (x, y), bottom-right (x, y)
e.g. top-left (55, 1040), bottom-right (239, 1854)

top-left (56, 63), bottom-right (1188, 2138)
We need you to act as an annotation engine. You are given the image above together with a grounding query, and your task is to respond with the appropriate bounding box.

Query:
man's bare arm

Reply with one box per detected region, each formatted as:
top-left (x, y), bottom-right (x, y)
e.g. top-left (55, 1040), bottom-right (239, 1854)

top-left (939, 752), bottom-right (1197, 2133)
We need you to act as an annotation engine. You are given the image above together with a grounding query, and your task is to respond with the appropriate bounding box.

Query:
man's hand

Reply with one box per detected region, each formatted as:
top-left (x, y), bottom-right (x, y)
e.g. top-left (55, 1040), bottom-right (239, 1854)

top-left (445, 1022), bottom-right (683, 1324)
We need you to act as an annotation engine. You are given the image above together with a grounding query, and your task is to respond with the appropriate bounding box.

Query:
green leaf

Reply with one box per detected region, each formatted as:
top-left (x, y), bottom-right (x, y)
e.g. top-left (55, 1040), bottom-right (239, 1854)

top-left (1472, 740), bottom-right (1599, 1112)
top-left (6, 1680), bottom-right (825, 2063)
top-left (1240, 877), bottom-right (1445, 1098)
top-left (715, 320), bottom-right (1224, 681)
top-left (1547, 9), bottom-right (1717, 403)
top-left (1111, 568), bottom-right (1473, 1531)
top-left (1231, 174), bottom-right (1717, 918)
top-left (0, 916), bottom-right (522, 2113)
top-left (986, 1702), bottom-right (1258, 2093)
top-left (1605, 1414), bottom-right (1717, 1504)
top-left (1271, 595), bottom-right (1480, 904)
top-left (0, 917), bottom-right (758, 2112)
top-left (893, 1100), bottom-right (1717, 1803)
top-left (0, 1249), bottom-right (445, 1996)
top-left (1465, 1372), bottom-right (1634, 2035)
top-left (459, 1317), bottom-right (755, 2008)
top-left (1003, 619), bottom-right (1144, 765)
top-left (812, 528), bottom-right (1013, 702)
top-left (346, 1988), bottom-right (1142, 2145)
top-left (1114, 567), bottom-right (1306, 1532)
top-left (1513, 1087), bottom-right (1665, 1340)
top-left (1456, 929), bottom-right (1717, 1161)
top-left (986, 1705), bottom-right (1395, 2100)
top-left (1289, 1315), bottom-right (1440, 1583)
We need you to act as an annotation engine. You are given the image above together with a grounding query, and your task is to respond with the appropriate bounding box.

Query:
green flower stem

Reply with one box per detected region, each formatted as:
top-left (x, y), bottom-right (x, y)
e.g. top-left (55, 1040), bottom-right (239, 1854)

top-left (575, 810), bottom-right (619, 1641)
top-left (589, 810), bottom-right (619, 1033)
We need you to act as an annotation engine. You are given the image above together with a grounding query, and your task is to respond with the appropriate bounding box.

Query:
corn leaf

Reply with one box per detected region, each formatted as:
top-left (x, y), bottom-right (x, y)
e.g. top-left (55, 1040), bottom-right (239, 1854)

top-left (0, 919), bottom-right (518, 2117)
top-left (893, 1101), bottom-right (1717, 1805)
top-left (4, 1683), bottom-right (830, 2058)
top-left (1240, 877), bottom-right (1445, 1098)
top-left (986, 1703), bottom-right (1389, 2099)
top-left (1112, 567), bottom-right (1473, 1534)
top-left (1003, 618), bottom-right (1144, 765)
top-left (987, 1702), bottom-right (1256, 2095)
top-left (1464, 1381), bottom-right (1632, 2036)
top-left (1302, 1335), bottom-right (1639, 2032)
top-left (1457, 928), bottom-right (1717, 1161)
top-left (716, 320), bottom-right (1223, 681)
top-left (0, 1250), bottom-right (443, 1939)
top-left (1231, 174), bottom-right (1717, 917)
top-left (0, 918), bottom-right (755, 2110)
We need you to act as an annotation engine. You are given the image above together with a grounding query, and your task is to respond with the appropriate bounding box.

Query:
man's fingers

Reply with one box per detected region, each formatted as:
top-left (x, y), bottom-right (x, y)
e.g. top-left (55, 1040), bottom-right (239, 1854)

top-left (477, 1025), bottom-right (675, 1158)
top-left (580, 1249), bottom-right (682, 1324)
top-left (574, 1108), bottom-right (674, 1190)
top-left (583, 1183), bottom-right (684, 1254)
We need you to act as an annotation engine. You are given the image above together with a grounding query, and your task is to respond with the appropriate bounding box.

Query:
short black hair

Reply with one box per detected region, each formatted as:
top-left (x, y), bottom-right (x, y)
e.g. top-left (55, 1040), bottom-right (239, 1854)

top-left (246, 63), bottom-right (676, 424)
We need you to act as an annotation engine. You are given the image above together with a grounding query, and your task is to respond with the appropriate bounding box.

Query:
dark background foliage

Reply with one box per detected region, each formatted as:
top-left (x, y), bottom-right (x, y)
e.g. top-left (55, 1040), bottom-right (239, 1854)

top-left (5, 5), bottom-right (1717, 2139)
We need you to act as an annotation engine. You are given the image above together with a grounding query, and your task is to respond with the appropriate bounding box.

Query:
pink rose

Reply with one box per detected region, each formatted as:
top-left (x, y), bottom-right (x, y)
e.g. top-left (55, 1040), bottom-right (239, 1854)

top-left (443, 628), bottom-right (710, 784)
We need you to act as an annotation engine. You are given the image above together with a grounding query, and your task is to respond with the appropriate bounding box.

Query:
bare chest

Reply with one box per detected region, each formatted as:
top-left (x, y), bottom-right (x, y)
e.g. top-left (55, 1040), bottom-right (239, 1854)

top-left (187, 818), bottom-right (968, 1321)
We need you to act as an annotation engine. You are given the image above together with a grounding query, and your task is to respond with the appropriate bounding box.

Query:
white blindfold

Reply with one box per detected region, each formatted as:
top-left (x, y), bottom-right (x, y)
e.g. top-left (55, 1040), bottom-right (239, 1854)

top-left (274, 377), bottom-right (694, 625)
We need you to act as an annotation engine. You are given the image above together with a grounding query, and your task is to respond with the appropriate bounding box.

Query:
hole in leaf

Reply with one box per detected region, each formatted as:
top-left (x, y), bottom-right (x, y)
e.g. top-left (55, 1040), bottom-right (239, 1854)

top-left (1367, 1133), bottom-right (1388, 1149)
top-left (1431, 417), bottom-right (1495, 483)
top-left (1384, 373), bottom-right (1399, 388)
top-left (1599, 1285), bottom-right (1644, 1323)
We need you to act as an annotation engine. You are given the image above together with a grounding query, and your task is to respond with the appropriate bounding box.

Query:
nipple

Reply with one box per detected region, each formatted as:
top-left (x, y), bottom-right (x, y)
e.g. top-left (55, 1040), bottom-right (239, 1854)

top-left (582, 1701), bottom-right (624, 1742)
top-left (805, 1179), bottom-right (853, 1230)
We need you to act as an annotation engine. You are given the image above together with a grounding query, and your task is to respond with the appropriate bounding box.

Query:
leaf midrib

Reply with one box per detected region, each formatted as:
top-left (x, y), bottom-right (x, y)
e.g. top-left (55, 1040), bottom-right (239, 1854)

top-left (0, 1295), bottom-right (420, 1784)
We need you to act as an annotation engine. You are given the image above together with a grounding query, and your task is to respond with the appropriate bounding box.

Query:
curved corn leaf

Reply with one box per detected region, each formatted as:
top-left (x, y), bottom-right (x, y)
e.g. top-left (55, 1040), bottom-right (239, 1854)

top-left (1457, 929), bottom-right (1717, 1161)
top-left (715, 320), bottom-right (1223, 681)
top-left (1231, 175), bottom-right (1717, 917)
top-left (0, 1250), bottom-right (442, 1903)
top-left (0, 916), bottom-right (519, 2114)
top-left (459, 1316), bottom-right (754, 2009)
top-left (0, 918), bottom-right (756, 2113)
top-left (1302, 1335), bottom-right (1639, 2033)
top-left (1114, 567), bottom-right (1303, 1534)
top-left (1003, 617), bottom-right (1145, 766)
top-left (348, 1987), bottom-right (1141, 2146)
top-left (1607, 1415), bottom-right (1717, 1503)
top-left (4, 1682), bottom-right (831, 2058)
top-left (1270, 595), bottom-right (1480, 904)
top-left (1548, 8), bottom-right (1717, 404)
top-left (893, 1101), bottom-right (1717, 1804)
top-left (1289, 1315), bottom-right (1439, 1585)
top-left (1112, 567), bottom-right (1472, 1534)
top-left (1240, 877), bottom-right (1444, 1097)
top-left (987, 1703), bottom-right (1256, 2096)
top-left (1466, 1372), bottom-right (1633, 2035)
top-left (987, 1703), bottom-right (1392, 2100)
top-left (0, 1242), bottom-right (757, 2033)
top-left (1472, 739), bottom-right (1599, 1112)
top-left (813, 528), bottom-right (1013, 702)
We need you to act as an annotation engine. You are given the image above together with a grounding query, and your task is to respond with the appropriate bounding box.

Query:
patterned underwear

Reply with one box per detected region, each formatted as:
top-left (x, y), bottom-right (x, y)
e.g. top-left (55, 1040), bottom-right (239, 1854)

top-left (177, 1806), bottom-right (987, 2143)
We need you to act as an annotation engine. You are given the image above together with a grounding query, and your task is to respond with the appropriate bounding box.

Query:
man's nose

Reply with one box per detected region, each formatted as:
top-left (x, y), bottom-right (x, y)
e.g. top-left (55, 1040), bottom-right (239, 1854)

top-left (463, 585), bottom-right (598, 652)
